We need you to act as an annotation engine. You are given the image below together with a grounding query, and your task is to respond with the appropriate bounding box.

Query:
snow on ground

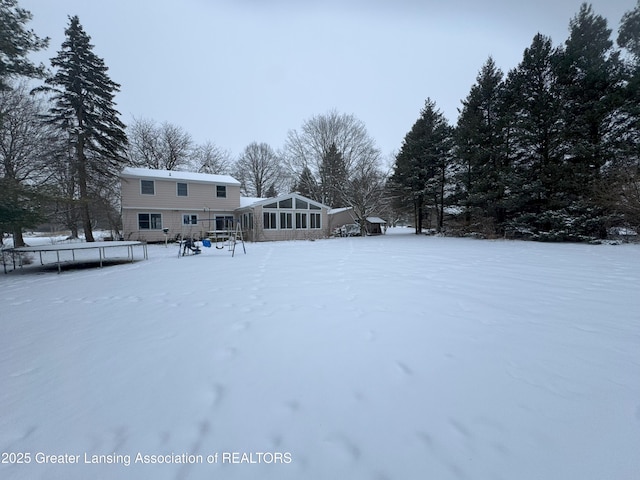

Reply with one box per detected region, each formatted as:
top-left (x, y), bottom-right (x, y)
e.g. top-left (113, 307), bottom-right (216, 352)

top-left (1, 229), bottom-right (639, 480)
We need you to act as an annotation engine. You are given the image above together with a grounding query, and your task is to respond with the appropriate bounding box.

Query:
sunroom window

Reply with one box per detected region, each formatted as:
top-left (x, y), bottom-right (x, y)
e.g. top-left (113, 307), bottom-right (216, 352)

top-left (263, 212), bottom-right (277, 229)
top-left (279, 198), bottom-right (292, 208)
top-left (310, 213), bottom-right (321, 229)
top-left (280, 212), bottom-right (293, 229)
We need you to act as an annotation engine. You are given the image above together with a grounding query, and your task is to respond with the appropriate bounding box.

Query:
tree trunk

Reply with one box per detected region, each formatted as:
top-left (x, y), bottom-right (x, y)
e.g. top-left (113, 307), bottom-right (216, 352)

top-left (12, 228), bottom-right (25, 247)
top-left (76, 136), bottom-right (95, 242)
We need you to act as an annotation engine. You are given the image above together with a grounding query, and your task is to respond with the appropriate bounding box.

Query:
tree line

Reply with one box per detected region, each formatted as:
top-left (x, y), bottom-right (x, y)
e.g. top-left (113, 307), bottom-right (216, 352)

top-left (1, 0), bottom-right (639, 245)
top-left (392, 2), bottom-right (640, 241)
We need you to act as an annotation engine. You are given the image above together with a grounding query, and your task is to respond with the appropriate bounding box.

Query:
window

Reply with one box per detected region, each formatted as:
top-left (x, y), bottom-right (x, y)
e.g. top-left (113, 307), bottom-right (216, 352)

top-left (295, 198), bottom-right (308, 209)
top-left (216, 185), bottom-right (226, 198)
top-left (310, 203), bottom-right (321, 210)
top-left (141, 180), bottom-right (155, 195)
top-left (280, 212), bottom-right (292, 229)
top-left (296, 212), bottom-right (307, 229)
top-left (183, 214), bottom-right (198, 225)
top-left (278, 198), bottom-right (292, 208)
top-left (263, 201), bottom-right (277, 209)
top-left (241, 213), bottom-right (253, 230)
top-left (177, 182), bottom-right (188, 196)
top-left (310, 213), bottom-right (321, 229)
top-left (263, 212), bottom-right (277, 229)
top-left (138, 213), bottom-right (162, 230)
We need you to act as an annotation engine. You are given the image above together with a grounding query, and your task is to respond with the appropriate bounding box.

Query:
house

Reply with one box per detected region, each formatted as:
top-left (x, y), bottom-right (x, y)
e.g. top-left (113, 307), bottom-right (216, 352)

top-left (120, 168), bottom-right (331, 242)
top-left (120, 167), bottom-right (241, 242)
top-left (236, 193), bottom-right (330, 242)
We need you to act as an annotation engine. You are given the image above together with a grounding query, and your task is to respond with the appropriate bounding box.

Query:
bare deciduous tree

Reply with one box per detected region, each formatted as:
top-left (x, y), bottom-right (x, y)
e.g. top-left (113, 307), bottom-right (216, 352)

top-left (193, 141), bottom-right (232, 174)
top-left (344, 150), bottom-right (388, 234)
top-left (0, 83), bottom-right (55, 245)
top-left (127, 117), bottom-right (193, 170)
top-left (284, 110), bottom-right (384, 216)
top-left (284, 110), bottom-right (378, 181)
top-left (234, 142), bottom-right (283, 197)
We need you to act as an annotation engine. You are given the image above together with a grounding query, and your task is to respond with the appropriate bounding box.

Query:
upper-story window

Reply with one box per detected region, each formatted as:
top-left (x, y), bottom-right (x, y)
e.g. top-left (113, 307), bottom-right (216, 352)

top-left (177, 182), bottom-right (188, 197)
top-left (216, 185), bottom-right (226, 198)
top-left (141, 180), bottom-right (155, 195)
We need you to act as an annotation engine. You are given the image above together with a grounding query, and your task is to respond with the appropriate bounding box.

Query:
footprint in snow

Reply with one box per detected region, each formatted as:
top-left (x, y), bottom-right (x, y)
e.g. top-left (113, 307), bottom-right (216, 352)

top-left (232, 321), bottom-right (251, 332)
top-left (325, 433), bottom-right (361, 461)
top-left (216, 346), bottom-right (237, 360)
top-left (210, 384), bottom-right (225, 409)
top-left (396, 361), bottom-right (413, 376)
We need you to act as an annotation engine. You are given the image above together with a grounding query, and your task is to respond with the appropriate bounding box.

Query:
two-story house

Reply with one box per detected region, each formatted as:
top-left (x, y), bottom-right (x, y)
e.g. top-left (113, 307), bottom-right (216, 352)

top-left (120, 167), bottom-right (241, 242)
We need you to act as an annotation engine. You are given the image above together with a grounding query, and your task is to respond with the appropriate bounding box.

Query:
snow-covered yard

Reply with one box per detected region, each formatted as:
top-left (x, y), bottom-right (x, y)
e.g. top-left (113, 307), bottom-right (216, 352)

top-left (1, 229), bottom-right (639, 480)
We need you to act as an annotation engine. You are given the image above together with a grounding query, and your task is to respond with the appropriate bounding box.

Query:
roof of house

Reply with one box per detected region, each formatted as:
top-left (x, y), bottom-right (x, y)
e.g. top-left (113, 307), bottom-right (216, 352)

top-left (328, 207), bottom-right (353, 215)
top-left (366, 217), bottom-right (387, 224)
top-left (240, 196), bottom-right (263, 208)
top-left (120, 167), bottom-right (240, 186)
top-left (237, 192), bottom-right (329, 210)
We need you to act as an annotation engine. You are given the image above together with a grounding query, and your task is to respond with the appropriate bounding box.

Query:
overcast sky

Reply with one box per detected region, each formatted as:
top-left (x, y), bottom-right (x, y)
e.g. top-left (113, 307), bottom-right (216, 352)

top-left (19, 0), bottom-right (636, 160)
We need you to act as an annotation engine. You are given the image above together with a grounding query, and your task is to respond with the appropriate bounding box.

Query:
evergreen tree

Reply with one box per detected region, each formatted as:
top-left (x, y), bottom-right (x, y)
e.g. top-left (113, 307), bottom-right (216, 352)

top-left (0, 178), bottom-right (45, 240)
top-left (319, 143), bottom-right (348, 207)
top-left (294, 165), bottom-right (320, 201)
top-left (455, 57), bottom-right (507, 233)
top-left (39, 16), bottom-right (127, 242)
top-left (555, 4), bottom-right (624, 206)
top-left (503, 34), bottom-right (565, 222)
top-left (618, 1), bottom-right (640, 62)
top-left (392, 99), bottom-right (453, 234)
top-left (0, 0), bottom-right (48, 90)
top-left (612, 1), bottom-right (640, 226)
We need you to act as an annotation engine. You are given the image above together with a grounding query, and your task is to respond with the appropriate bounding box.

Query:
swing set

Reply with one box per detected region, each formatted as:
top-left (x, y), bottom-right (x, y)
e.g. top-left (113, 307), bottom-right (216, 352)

top-left (177, 218), bottom-right (246, 258)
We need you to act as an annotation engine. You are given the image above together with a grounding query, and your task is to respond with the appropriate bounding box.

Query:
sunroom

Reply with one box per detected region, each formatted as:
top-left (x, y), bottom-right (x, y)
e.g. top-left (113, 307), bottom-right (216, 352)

top-left (236, 193), bottom-right (330, 242)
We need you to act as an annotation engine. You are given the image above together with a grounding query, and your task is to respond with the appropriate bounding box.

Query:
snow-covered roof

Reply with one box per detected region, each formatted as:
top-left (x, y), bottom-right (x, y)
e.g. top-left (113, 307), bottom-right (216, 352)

top-left (328, 207), bottom-right (353, 215)
top-left (120, 167), bottom-right (240, 186)
top-left (366, 216), bottom-right (386, 224)
top-left (239, 196), bottom-right (263, 208)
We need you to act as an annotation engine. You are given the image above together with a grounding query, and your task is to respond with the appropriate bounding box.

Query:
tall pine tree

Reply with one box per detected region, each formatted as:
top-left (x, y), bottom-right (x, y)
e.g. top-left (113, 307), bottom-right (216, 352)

top-left (39, 16), bottom-right (127, 242)
top-left (392, 99), bottom-right (453, 233)
top-left (455, 57), bottom-right (507, 233)
top-left (555, 4), bottom-right (624, 210)
top-left (294, 165), bottom-right (320, 201)
top-left (503, 34), bottom-right (565, 222)
top-left (319, 143), bottom-right (347, 207)
top-left (0, 0), bottom-right (48, 90)
top-left (613, 1), bottom-right (640, 225)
